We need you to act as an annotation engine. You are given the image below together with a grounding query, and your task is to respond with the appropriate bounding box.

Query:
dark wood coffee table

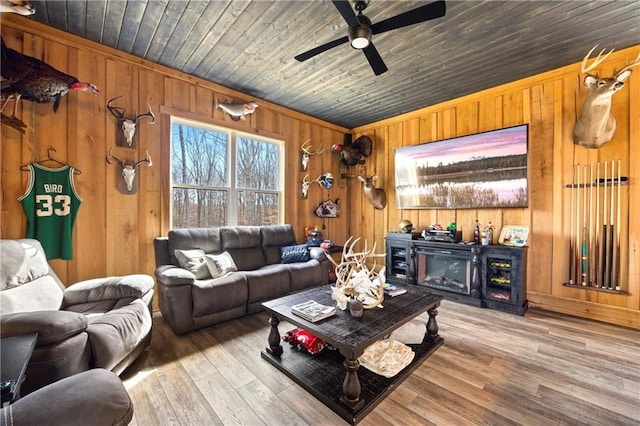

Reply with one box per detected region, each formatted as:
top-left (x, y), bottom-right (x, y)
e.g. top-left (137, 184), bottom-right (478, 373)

top-left (261, 284), bottom-right (443, 424)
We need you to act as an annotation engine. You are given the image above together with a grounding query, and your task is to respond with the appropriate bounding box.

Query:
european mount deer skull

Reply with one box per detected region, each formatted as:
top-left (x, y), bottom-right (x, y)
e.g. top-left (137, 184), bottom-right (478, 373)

top-left (107, 96), bottom-right (156, 148)
top-left (106, 147), bottom-right (152, 194)
top-left (300, 139), bottom-right (324, 171)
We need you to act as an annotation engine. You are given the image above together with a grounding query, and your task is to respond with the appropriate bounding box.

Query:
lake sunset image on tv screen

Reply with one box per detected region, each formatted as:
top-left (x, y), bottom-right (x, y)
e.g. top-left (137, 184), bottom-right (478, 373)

top-left (394, 125), bottom-right (528, 209)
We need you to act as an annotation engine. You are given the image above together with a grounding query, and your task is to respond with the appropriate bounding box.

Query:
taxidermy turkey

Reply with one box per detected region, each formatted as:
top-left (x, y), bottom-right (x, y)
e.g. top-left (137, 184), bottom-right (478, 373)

top-left (1, 37), bottom-right (100, 123)
top-left (332, 135), bottom-right (373, 166)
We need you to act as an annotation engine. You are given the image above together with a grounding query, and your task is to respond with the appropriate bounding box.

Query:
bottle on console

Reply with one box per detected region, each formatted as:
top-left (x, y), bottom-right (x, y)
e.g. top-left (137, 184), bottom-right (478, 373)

top-left (473, 219), bottom-right (480, 244)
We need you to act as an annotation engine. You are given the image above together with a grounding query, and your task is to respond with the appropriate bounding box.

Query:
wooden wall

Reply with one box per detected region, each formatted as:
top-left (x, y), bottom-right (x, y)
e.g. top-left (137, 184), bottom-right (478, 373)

top-left (350, 44), bottom-right (640, 329)
top-left (0, 17), bottom-right (350, 311)
top-left (2, 16), bottom-right (638, 328)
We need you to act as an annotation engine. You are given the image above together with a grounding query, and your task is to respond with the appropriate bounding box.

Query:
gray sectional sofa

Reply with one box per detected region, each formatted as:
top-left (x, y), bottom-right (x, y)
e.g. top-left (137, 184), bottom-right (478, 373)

top-left (153, 224), bottom-right (329, 335)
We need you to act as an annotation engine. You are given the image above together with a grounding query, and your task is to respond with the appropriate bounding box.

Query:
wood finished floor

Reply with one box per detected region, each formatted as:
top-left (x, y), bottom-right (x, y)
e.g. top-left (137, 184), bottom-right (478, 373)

top-left (122, 301), bottom-right (640, 425)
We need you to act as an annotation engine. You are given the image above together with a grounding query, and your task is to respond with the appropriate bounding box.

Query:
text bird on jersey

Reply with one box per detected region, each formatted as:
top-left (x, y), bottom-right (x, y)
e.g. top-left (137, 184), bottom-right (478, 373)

top-left (1, 37), bottom-right (100, 118)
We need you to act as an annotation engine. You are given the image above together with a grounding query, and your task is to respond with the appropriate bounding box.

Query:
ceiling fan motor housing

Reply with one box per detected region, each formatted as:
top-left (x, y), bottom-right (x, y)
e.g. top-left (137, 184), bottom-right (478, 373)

top-left (348, 14), bottom-right (372, 49)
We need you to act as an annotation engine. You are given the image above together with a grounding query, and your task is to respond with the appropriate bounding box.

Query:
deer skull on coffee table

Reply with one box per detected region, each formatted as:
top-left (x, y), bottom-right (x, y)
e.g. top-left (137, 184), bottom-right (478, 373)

top-left (326, 236), bottom-right (386, 310)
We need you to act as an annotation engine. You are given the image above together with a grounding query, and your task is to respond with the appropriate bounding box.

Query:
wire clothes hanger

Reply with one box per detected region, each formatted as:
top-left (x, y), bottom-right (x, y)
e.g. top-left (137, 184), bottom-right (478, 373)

top-left (20, 147), bottom-right (81, 175)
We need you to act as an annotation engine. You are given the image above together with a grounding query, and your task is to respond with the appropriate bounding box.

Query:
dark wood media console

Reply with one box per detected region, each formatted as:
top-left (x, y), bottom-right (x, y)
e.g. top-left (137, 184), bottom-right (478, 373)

top-left (386, 233), bottom-right (528, 315)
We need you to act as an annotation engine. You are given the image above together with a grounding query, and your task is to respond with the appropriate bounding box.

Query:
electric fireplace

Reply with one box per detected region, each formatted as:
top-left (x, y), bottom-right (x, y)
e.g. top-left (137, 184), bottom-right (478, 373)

top-left (415, 242), bottom-right (482, 302)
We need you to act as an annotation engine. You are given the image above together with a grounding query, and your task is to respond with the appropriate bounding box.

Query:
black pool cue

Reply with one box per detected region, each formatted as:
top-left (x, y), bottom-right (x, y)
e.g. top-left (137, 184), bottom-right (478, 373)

top-left (594, 162), bottom-right (600, 288)
top-left (607, 160), bottom-right (615, 290)
top-left (589, 163), bottom-right (594, 286)
top-left (615, 160), bottom-right (621, 291)
top-left (601, 161), bottom-right (608, 288)
top-left (581, 164), bottom-right (588, 286)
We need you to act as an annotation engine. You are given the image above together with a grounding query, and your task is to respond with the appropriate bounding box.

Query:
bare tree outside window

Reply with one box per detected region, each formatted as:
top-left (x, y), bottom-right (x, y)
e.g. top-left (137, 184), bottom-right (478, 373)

top-left (171, 119), bottom-right (282, 228)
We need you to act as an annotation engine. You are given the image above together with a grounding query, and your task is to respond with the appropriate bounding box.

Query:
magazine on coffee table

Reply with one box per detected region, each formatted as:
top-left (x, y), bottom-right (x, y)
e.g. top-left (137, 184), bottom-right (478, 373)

top-left (291, 300), bottom-right (336, 322)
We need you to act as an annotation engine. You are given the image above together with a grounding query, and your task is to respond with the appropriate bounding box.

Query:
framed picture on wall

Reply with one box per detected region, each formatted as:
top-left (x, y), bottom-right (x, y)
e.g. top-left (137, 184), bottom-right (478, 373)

top-left (394, 124), bottom-right (529, 209)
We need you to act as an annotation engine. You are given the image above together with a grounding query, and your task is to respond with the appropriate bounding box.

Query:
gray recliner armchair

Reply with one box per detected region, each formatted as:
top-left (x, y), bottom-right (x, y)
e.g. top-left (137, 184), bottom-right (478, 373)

top-left (0, 369), bottom-right (134, 426)
top-left (0, 239), bottom-right (154, 395)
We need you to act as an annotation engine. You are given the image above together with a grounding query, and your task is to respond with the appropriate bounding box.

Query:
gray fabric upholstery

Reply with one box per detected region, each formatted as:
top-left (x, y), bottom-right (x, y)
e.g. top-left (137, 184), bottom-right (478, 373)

top-left (221, 226), bottom-right (266, 270)
top-left (155, 225), bottom-right (329, 334)
top-left (0, 311), bottom-right (87, 345)
top-left (260, 224), bottom-right (297, 264)
top-left (86, 299), bottom-right (153, 370)
top-left (0, 239), bottom-right (154, 395)
top-left (0, 369), bottom-right (133, 426)
top-left (192, 273), bottom-right (247, 317)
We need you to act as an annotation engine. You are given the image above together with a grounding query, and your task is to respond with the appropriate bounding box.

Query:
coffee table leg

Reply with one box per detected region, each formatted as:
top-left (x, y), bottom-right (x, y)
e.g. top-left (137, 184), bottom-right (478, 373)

top-left (341, 358), bottom-right (364, 411)
top-left (266, 313), bottom-right (282, 356)
top-left (427, 306), bottom-right (439, 338)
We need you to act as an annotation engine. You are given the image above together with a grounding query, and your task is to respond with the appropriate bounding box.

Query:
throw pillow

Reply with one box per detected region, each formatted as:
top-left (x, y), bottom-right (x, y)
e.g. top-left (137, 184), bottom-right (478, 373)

top-left (204, 252), bottom-right (238, 278)
top-left (174, 249), bottom-right (210, 279)
top-left (280, 244), bottom-right (311, 264)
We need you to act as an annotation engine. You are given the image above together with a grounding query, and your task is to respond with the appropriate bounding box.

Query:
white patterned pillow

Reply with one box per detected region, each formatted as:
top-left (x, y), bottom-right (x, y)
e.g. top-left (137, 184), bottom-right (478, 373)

top-left (205, 252), bottom-right (238, 278)
top-left (174, 249), bottom-right (210, 279)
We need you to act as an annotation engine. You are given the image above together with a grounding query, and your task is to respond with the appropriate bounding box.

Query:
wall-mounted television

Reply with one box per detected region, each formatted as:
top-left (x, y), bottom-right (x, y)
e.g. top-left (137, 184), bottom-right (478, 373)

top-left (394, 124), bottom-right (529, 209)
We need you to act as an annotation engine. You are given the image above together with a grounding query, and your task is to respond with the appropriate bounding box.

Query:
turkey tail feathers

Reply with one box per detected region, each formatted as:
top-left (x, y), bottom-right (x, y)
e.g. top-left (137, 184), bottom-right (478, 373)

top-left (353, 135), bottom-right (373, 157)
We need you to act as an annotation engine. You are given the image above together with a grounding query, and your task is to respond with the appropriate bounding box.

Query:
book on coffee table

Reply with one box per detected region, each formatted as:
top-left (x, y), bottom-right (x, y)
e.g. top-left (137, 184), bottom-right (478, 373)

top-left (291, 300), bottom-right (336, 322)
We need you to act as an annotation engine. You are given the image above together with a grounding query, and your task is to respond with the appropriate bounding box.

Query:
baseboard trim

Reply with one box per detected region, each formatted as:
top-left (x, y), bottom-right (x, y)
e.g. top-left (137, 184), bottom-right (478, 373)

top-left (528, 292), bottom-right (639, 329)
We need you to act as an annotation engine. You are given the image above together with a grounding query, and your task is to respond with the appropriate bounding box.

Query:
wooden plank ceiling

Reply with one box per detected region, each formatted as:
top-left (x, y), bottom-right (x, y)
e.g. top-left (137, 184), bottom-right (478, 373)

top-left (24, 0), bottom-right (640, 128)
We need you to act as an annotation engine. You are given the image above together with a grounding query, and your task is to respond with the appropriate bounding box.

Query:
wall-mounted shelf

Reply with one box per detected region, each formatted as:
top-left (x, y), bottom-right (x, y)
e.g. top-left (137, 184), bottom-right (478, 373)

top-left (562, 282), bottom-right (627, 294)
top-left (564, 177), bottom-right (628, 188)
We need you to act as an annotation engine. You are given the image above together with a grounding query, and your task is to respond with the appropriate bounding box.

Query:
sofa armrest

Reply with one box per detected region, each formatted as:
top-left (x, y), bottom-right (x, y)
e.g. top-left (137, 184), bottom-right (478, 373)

top-left (155, 265), bottom-right (196, 286)
top-left (309, 247), bottom-right (328, 261)
top-left (63, 274), bottom-right (155, 307)
top-left (0, 310), bottom-right (88, 346)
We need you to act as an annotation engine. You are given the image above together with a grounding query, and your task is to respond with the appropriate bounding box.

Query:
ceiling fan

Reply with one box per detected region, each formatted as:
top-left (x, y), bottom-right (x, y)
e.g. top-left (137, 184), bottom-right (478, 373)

top-left (295, 0), bottom-right (446, 76)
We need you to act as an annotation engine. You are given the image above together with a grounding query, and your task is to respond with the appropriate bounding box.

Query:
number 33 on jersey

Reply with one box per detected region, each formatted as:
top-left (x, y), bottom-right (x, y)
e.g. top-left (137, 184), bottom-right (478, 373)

top-left (19, 163), bottom-right (82, 260)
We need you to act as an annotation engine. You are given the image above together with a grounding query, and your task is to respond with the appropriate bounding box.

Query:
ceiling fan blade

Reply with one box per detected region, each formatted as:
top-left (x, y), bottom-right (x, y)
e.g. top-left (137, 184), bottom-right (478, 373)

top-left (362, 43), bottom-right (388, 75)
top-left (371, 0), bottom-right (446, 35)
top-left (332, 0), bottom-right (360, 28)
top-left (295, 36), bottom-right (349, 62)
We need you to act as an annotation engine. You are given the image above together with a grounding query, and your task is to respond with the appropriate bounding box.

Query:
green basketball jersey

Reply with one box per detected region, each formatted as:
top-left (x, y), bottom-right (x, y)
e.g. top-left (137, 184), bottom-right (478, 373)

top-left (18, 164), bottom-right (82, 260)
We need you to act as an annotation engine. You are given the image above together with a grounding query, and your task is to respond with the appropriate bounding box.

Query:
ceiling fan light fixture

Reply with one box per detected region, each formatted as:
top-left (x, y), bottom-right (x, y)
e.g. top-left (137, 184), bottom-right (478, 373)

top-left (349, 26), bottom-right (372, 49)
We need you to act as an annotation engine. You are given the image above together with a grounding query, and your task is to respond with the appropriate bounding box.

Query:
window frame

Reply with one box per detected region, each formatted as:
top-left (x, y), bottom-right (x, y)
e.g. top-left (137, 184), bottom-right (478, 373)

top-left (170, 115), bottom-right (284, 228)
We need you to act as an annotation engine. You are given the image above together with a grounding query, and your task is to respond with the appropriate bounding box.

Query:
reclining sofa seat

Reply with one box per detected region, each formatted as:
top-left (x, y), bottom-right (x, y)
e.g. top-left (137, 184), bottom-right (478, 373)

top-left (0, 239), bottom-right (154, 395)
top-left (154, 224), bottom-right (328, 335)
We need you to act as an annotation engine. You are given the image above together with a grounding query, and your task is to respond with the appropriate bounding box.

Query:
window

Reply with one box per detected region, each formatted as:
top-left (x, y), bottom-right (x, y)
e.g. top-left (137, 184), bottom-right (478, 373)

top-left (171, 118), bottom-right (283, 228)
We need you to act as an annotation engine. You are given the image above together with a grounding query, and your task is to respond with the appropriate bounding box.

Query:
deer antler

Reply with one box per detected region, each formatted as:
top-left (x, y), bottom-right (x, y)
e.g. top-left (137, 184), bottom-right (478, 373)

top-left (107, 96), bottom-right (126, 119)
top-left (135, 151), bottom-right (152, 168)
top-left (615, 51), bottom-right (640, 77)
top-left (134, 103), bottom-right (156, 124)
top-left (105, 146), bottom-right (122, 164)
top-left (301, 139), bottom-right (325, 155)
top-left (581, 45), bottom-right (614, 74)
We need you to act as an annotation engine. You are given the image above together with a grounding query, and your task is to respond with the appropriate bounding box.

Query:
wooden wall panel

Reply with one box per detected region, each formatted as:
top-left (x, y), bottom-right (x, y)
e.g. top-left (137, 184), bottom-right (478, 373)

top-left (1, 21), bottom-right (348, 314)
top-left (1, 19), bottom-right (637, 327)
top-left (352, 45), bottom-right (640, 329)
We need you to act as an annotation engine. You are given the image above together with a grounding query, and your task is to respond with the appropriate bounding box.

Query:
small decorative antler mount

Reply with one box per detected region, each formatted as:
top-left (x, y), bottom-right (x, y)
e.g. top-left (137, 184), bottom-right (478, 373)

top-left (106, 147), bottom-right (152, 194)
top-left (107, 96), bottom-right (156, 148)
top-left (300, 139), bottom-right (325, 171)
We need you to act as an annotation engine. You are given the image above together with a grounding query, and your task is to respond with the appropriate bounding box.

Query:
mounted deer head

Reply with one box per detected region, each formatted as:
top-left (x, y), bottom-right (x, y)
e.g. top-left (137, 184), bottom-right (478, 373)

top-left (300, 139), bottom-right (324, 171)
top-left (573, 46), bottom-right (640, 149)
top-left (106, 147), bottom-right (152, 193)
top-left (357, 174), bottom-right (387, 210)
top-left (107, 96), bottom-right (156, 147)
